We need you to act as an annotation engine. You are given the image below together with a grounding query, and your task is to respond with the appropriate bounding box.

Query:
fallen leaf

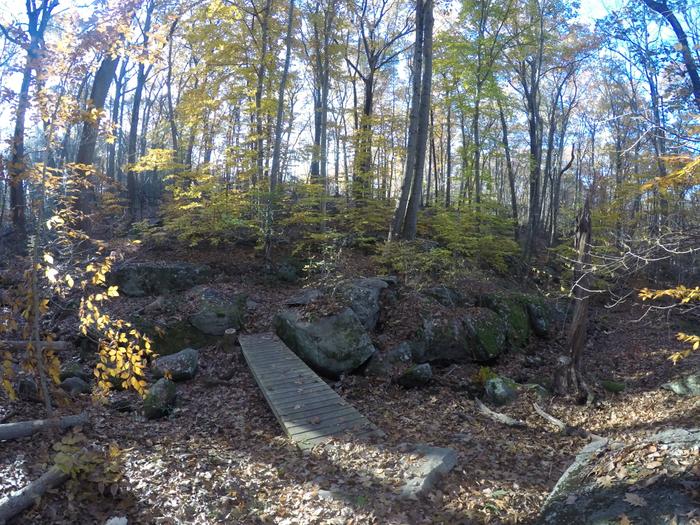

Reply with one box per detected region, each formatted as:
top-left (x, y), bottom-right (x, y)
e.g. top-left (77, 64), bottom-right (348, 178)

top-left (619, 514), bottom-right (632, 525)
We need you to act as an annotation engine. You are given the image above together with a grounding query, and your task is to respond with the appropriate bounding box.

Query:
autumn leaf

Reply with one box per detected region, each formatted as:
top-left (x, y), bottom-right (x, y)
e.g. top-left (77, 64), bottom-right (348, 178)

top-left (619, 514), bottom-right (632, 525)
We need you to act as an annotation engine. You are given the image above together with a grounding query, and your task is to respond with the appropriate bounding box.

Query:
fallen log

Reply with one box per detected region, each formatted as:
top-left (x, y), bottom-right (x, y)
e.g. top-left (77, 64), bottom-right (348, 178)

top-left (0, 466), bottom-right (69, 525)
top-left (532, 402), bottom-right (602, 440)
top-left (0, 413), bottom-right (88, 441)
top-left (0, 341), bottom-right (72, 352)
top-left (474, 398), bottom-right (526, 428)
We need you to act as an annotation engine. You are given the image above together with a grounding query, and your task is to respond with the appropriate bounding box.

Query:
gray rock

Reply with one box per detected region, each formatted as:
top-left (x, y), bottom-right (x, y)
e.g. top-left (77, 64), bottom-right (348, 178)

top-left (273, 308), bottom-right (376, 378)
top-left (152, 348), bottom-right (199, 381)
top-left (363, 354), bottom-right (390, 378)
top-left (285, 288), bottom-right (322, 306)
top-left (539, 429), bottom-right (700, 524)
top-left (188, 288), bottom-right (246, 335)
top-left (423, 285), bottom-right (467, 307)
top-left (662, 373), bottom-right (700, 396)
top-left (59, 362), bottom-right (91, 382)
top-left (484, 376), bottom-right (518, 405)
top-left (386, 342), bottom-right (413, 364)
top-left (527, 303), bottom-right (549, 337)
top-left (400, 445), bottom-right (457, 499)
top-left (111, 262), bottom-right (210, 297)
top-left (275, 260), bottom-right (301, 283)
top-left (60, 377), bottom-right (90, 394)
top-left (105, 518), bottom-right (128, 525)
top-left (336, 277), bottom-right (389, 331)
top-left (143, 378), bottom-right (176, 420)
top-left (396, 363), bottom-right (432, 388)
top-left (17, 377), bottom-right (41, 402)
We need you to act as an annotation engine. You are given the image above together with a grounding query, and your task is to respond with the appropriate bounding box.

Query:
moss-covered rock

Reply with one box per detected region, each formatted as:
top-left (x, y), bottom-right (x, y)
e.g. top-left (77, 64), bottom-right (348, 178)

top-left (143, 378), bottom-right (176, 420)
top-left (478, 292), bottom-right (531, 347)
top-left (463, 307), bottom-right (508, 361)
top-left (484, 376), bottom-right (518, 405)
top-left (273, 308), bottom-right (376, 378)
top-left (133, 317), bottom-right (217, 356)
top-left (414, 307), bottom-right (507, 363)
top-left (479, 291), bottom-right (553, 345)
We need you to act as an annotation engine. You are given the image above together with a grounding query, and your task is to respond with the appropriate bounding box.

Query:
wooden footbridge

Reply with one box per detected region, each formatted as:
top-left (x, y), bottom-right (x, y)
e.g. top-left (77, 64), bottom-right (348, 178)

top-left (239, 333), bottom-right (381, 449)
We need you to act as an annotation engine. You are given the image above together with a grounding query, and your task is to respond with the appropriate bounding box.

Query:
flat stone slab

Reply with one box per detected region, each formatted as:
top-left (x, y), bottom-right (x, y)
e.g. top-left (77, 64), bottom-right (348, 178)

top-left (400, 445), bottom-right (457, 499)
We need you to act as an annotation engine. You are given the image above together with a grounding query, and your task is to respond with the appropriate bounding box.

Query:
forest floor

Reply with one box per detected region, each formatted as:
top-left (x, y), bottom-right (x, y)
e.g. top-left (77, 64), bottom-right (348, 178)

top-left (1, 243), bottom-right (698, 524)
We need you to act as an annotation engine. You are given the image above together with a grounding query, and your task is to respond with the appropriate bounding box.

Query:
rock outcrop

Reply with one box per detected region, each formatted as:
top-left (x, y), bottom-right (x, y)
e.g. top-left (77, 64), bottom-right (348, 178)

top-left (111, 262), bottom-right (210, 297)
top-left (539, 428), bottom-right (700, 524)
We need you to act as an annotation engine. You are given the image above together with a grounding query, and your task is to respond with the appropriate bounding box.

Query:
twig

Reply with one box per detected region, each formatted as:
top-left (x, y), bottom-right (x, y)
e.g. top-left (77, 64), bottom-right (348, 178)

top-left (474, 398), bottom-right (526, 428)
top-left (532, 402), bottom-right (602, 440)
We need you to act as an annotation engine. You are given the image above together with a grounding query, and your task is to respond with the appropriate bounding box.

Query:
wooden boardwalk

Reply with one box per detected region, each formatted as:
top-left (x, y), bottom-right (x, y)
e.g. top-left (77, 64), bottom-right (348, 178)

top-left (239, 333), bottom-right (381, 449)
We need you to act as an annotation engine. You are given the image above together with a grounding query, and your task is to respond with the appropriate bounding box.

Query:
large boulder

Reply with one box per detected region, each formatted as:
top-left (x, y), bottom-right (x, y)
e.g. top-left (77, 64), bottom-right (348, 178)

top-left (188, 288), bottom-right (246, 335)
top-left (273, 308), bottom-right (376, 378)
top-left (335, 277), bottom-right (389, 331)
top-left (414, 307), bottom-right (507, 364)
top-left (111, 262), bottom-right (210, 297)
top-left (152, 348), bottom-right (199, 381)
top-left (539, 428), bottom-right (700, 525)
top-left (143, 378), bottom-right (176, 420)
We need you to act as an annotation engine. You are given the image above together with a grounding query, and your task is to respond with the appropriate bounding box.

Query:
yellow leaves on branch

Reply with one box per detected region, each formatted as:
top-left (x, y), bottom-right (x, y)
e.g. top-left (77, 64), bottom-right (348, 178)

top-left (80, 257), bottom-right (152, 397)
top-left (639, 285), bottom-right (699, 362)
top-left (640, 156), bottom-right (700, 192)
top-left (639, 285), bottom-right (700, 303)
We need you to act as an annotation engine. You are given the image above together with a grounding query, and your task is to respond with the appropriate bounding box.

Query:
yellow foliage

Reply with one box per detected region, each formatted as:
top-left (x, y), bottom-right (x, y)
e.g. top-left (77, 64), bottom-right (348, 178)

top-left (639, 285), bottom-right (699, 362)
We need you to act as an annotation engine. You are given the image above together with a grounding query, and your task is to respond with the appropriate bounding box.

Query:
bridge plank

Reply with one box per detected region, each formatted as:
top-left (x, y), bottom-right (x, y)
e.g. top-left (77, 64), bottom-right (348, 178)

top-left (239, 332), bottom-right (381, 449)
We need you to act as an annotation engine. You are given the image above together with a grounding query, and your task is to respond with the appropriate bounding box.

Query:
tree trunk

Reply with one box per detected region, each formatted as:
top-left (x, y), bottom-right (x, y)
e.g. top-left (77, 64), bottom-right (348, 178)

top-left (498, 101), bottom-right (518, 240)
top-left (126, 0), bottom-right (154, 222)
top-left (75, 55), bottom-right (119, 229)
top-left (402, 0), bottom-right (433, 240)
top-left (390, 0), bottom-right (425, 238)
